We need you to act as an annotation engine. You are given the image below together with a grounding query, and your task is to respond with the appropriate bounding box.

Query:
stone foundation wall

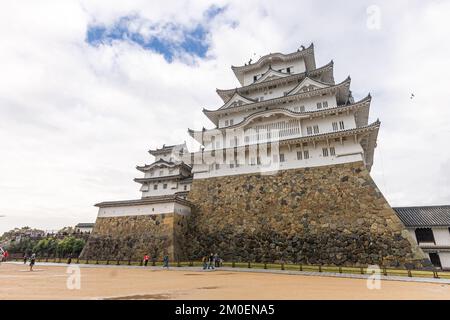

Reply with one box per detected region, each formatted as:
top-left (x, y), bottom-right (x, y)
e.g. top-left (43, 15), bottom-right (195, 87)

top-left (80, 213), bottom-right (181, 261)
top-left (183, 161), bottom-right (430, 268)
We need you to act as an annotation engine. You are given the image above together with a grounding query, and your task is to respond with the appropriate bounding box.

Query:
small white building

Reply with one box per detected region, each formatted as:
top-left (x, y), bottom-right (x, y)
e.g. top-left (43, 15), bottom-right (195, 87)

top-left (394, 206), bottom-right (450, 270)
top-left (95, 143), bottom-right (193, 218)
top-left (74, 223), bottom-right (95, 233)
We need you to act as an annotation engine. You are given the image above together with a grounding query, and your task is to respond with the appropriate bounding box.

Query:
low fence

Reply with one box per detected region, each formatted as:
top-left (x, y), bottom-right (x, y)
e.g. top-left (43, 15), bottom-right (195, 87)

top-left (8, 256), bottom-right (450, 280)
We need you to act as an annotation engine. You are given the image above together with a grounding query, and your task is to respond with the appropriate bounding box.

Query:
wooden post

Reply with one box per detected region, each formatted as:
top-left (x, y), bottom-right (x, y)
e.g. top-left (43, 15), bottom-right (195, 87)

top-left (299, 264), bottom-right (303, 272)
top-left (248, 262), bottom-right (251, 268)
top-left (281, 263), bottom-right (285, 271)
top-left (106, 259), bottom-right (109, 265)
top-left (360, 267), bottom-right (364, 275)
top-left (339, 266), bottom-right (342, 273)
top-left (318, 265), bottom-right (322, 273)
top-left (264, 263), bottom-right (267, 269)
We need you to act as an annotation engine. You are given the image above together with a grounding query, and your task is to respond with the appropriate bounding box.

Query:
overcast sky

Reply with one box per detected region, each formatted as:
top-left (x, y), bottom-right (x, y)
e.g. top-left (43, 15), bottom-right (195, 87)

top-left (1, 0), bottom-right (449, 234)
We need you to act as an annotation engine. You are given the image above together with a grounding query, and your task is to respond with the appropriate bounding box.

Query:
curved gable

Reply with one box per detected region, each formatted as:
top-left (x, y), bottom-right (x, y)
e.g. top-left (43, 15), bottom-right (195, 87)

top-left (254, 68), bottom-right (290, 84)
top-left (287, 77), bottom-right (330, 96)
top-left (219, 92), bottom-right (256, 110)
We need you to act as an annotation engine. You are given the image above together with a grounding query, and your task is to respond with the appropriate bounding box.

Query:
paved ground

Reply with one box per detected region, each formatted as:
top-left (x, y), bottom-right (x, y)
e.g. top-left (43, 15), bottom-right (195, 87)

top-left (1, 262), bottom-right (450, 299)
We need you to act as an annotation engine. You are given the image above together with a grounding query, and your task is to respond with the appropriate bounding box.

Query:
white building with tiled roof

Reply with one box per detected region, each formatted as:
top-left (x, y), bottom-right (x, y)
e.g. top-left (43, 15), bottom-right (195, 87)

top-left (394, 206), bottom-right (450, 270)
top-left (188, 43), bottom-right (379, 179)
top-left (94, 143), bottom-right (193, 219)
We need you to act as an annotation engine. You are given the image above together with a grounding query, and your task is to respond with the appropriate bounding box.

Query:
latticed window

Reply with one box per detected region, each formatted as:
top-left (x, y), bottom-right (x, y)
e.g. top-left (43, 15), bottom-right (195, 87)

top-left (303, 150), bottom-right (309, 159)
top-left (332, 122), bottom-right (338, 131)
top-left (330, 147), bottom-right (336, 156)
top-left (279, 154), bottom-right (285, 162)
top-left (322, 148), bottom-right (329, 157)
top-left (300, 105), bottom-right (305, 112)
top-left (317, 102), bottom-right (322, 109)
top-left (313, 125), bottom-right (319, 134)
top-left (415, 228), bottom-right (435, 244)
top-left (297, 151), bottom-right (303, 160)
top-left (323, 101), bottom-right (328, 108)
top-left (306, 126), bottom-right (312, 135)
top-left (339, 121), bottom-right (345, 130)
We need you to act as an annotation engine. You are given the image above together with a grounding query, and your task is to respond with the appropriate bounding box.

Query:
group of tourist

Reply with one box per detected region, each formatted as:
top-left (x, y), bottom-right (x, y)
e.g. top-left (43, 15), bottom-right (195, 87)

top-left (202, 253), bottom-right (222, 270)
top-left (143, 254), bottom-right (170, 268)
top-left (141, 253), bottom-right (222, 270)
top-left (23, 253), bottom-right (36, 271)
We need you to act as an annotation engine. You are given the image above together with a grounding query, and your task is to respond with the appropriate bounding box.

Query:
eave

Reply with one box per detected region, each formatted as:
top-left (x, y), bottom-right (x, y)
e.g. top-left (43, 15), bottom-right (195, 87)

top-left (216, 60), bottom-right (334, 102)
top-left (95, 194), bottom-right (193, 208)
top-left (134, 174), bottom-right (185, 184)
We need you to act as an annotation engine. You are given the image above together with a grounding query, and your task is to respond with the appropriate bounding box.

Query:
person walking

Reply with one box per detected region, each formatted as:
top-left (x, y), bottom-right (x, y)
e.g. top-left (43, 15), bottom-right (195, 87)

top-left (143, 254), bottom-right (149, 267)
top-left (202, 256), bottom-right (208, 270)
top-left (3, 250), bottom-right (8, 261)
top-left (163, 255), bottom-right (169, 269)
top-left (214, 253), bottom-right (219, 268)
top-left (29, 253), bottom-right (36, 271)
top-left (208, 253), bottom-right (215, 270)
top-left (23, 254), bottom-right (28, 264)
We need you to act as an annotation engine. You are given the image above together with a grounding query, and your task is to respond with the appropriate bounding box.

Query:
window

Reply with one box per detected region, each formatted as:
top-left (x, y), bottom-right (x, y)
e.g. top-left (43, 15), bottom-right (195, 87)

top-left (230, 119), bottom-right (234, 125)
top-left (184, 185), bottom-right (187, 191)
top-left (332, 122), bottom-right (338, 131)
top-left (322, 148), bottom-right (329, 157)
top-left (330, 147), bottom-right (336, 156)
top-left (300, 105), bottom-right (305, 112)
top-left (159, 170), bottom-right (163, 176)
top-left (230, 163), bottom-right (234, 168)
top-left (163, 183), bottom-right (167, 189)
top-left (150, 171), bottom-right (154, 177)
top-left (253, 75), bottom-right (257, 82)
top-left (215, 163), bottom-right (220, 170)
top-left (225, 120), bottom-right (229, 126)
top-left (339, 121), bottom-right (345, 130)
top-left (306, 126), bottom-right (313, 135)
top-left (279, 154), bottom-right (285, 162)
top-left (260, 96), bottom-right (264, 101)
top-left (153, 184), bottom-right (158, 190)
top-left (250, 157), bottom-right (256, 166)
top-left (316, 102), bottom-right (322, 109)
top-left (273, 154), bottom-right (279, 163)
top-left (303, 150), bottom-right (309, 159)
top-left (323, 101), bottom-right (328, 108)
top-left (429, 253), bottom-right (442, 268)
top-left (284, 92), bottom-right (288, 96)
top-left (286, 67), bottom-right (291, 73)
top-left (313, 125), bottom-right (319, 134)
top-left (169, 168), bottom-right (174, 174)
top-left (415, 228), bottom-right (435, 244)
top-left (211, 150), bottom-right (215, 157)
top-left (293, 106), bottom-right (299, 112)
top-left (297, 151), bottom-right (303, 160)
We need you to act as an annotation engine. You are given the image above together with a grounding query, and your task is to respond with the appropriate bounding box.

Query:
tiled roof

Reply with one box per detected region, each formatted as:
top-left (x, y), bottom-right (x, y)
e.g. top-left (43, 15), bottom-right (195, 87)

top-left (75, 223), bottom-right (94, 228)
top-left (393, 206), bottom-right (450, 227)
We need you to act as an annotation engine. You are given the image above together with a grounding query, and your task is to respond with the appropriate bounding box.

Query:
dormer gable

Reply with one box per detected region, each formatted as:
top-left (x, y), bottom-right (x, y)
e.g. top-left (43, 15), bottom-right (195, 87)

top-left (219, 92), bottom-right (257, 110)
top-left (254, 68), bottom-right (290, 84)
top-left (286, 77), bottom-right (330, 96)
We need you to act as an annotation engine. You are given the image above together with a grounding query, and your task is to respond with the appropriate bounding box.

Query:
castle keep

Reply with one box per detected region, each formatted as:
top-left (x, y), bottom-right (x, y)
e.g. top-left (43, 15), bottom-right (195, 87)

top-left (81, 44), bottom-right (430, 268)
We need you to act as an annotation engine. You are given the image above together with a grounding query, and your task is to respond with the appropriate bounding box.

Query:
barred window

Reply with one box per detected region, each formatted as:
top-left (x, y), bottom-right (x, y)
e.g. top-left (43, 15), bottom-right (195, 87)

top-left (303, 150), bottom-right (309, 159)
top-left (330, 147), bottom-right (336, 156)
top-left (306, 126), bottom-right (313, 135)
top-left (323, 101), bottom-right (328, 108)
top-left (322, 148), bottom-right (329, 157)
top-left (313, 125), bottom-right (319, 134)
top-left (332, 122), bottom-right (338, 131)
top-left (415, 228), bottom-right (435, 244)
top-left (317, 102), bottom-right (322, 109)
top-left (279, 154), bottom-right (285, 162)
top-left (153, 184), bottom-right (158, 190)
top-left (300, 105), bottom-right (305, 112)
top-left (297, 151), bottom-right (303, 160)
top-left (163, 183), bottom-right (167, 189)
top-left (339, 121), bottom-right (345, 130)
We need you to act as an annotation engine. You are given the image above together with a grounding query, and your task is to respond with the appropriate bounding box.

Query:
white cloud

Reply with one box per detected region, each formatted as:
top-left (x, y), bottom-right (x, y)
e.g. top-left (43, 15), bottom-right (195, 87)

top-left (0, 0), bottom-right (449, 234)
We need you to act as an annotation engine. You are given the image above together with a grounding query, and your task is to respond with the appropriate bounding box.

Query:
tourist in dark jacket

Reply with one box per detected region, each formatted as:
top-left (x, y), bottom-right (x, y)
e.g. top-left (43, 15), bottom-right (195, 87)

top-left (208, 253), bottom-right (215, 270)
